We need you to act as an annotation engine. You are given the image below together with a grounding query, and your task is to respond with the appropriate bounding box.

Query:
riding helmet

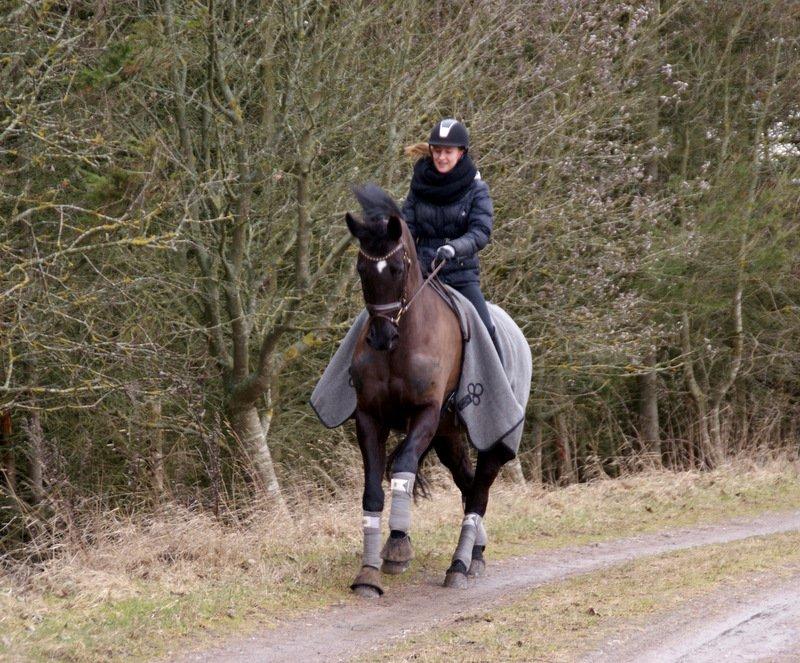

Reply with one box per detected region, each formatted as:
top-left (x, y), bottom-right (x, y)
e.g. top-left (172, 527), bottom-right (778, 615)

top-left (428, 119), bottom-right (469, 150)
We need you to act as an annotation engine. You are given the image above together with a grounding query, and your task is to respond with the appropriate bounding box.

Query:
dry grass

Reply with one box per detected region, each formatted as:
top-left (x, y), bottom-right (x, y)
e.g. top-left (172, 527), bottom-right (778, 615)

top-left (1, 458), bottom-right (799, 661)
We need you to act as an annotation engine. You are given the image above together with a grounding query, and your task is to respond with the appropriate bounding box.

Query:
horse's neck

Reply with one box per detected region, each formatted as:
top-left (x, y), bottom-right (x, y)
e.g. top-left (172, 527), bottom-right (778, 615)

top-left (399, 231), bottom-right (443, 335)
top-left (401, 231), bottom-right (423, 291)
top-left (401, 275), bottom-right (447, 340)
top-left (405, 259), bottom-right (424, 299)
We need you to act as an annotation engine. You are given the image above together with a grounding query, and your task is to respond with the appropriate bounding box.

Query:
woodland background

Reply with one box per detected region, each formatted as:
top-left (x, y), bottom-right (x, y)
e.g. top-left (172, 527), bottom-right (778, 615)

top-left (1, 0), bottom-right (799, 555)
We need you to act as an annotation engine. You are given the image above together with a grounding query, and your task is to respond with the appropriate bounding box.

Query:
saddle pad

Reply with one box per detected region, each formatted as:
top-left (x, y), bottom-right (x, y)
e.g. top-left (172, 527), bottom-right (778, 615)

top-left (310, 287), bottom-right (532, 456)
top-left (430, 278), bottom-right (470, 341)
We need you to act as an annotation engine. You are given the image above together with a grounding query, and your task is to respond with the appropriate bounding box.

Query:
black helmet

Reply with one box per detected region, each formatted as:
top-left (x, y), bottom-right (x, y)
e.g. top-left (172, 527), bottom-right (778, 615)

top-left (428, 119), bottom-right (469, 150)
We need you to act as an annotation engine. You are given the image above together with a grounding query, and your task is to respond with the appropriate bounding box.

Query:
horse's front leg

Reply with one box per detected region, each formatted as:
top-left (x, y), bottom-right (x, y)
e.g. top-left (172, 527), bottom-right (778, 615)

top-left (350, 409), bottom-right (389, 598)
top-left (444, 443), bottom-right (514, 588)
top-left (381, 404), bottom-right (440, 575)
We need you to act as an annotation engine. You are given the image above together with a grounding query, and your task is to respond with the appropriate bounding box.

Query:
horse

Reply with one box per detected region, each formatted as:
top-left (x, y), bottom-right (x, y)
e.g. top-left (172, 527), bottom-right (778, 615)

top-left (345, 184), bottom-right (515, 597)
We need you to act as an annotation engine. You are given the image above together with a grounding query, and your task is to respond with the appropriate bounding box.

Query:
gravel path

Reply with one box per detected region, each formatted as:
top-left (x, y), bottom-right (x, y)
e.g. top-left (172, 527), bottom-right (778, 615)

top-left (583, 572), bottom-right (800, 662)
top-left (170, 509), bottom-right (800, 663)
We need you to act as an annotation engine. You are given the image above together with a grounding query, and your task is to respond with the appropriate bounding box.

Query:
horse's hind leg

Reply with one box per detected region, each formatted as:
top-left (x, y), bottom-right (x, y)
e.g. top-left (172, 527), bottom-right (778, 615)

top-left (433, 432), bottom-right (474, 500)
top-left (351, 410), bottom-right (389, 598)
top-left (432, 432), bottom-right (484, 574)
top-left (444, 443), bottom-right (514, 589)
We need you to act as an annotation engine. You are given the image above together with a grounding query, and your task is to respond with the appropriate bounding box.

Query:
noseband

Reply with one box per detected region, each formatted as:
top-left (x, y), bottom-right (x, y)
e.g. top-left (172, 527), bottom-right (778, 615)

top-left (359, 242), bottom-right (446, 326)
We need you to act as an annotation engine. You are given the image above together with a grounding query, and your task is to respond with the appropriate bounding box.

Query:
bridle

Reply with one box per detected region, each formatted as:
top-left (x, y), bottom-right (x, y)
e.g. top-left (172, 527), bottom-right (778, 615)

top-left (359, 241), bottom-right (445, 326)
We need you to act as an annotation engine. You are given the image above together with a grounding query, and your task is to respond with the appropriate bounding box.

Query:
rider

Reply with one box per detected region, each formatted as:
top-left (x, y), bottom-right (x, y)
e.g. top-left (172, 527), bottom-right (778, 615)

top-left (402, 118), bottom-right (503, 363)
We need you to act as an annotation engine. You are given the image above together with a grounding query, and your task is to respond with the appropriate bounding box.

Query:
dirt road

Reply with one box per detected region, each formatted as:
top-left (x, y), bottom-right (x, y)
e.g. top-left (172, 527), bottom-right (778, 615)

top-left (583, 573), bottom-right (800, 662)
top-left (172, 510), bottom-right (800, 663)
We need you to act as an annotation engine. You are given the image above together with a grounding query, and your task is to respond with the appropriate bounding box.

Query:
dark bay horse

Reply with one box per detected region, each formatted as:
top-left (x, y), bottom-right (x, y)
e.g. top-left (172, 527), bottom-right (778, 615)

top-left (345, 184), bottom-right (514, 597)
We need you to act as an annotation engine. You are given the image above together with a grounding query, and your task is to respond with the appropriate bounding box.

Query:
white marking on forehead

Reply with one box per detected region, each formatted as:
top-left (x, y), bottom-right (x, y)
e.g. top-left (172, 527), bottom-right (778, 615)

top-left (376, 260), bottom-right (387, 274)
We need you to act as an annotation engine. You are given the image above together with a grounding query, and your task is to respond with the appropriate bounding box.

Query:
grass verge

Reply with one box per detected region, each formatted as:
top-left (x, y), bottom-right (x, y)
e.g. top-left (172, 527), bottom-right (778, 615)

top-left (1, 459), bottom-right (799, 662)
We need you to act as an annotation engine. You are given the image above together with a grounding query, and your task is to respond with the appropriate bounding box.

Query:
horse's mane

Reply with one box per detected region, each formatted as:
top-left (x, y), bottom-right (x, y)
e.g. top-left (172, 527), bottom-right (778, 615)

top-left (353, 183), bottom-right (402, 224)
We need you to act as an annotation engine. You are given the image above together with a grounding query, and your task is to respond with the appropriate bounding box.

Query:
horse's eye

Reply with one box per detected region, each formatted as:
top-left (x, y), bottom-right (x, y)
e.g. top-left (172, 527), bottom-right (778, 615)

top-left (389, 264), bottom-right (401, 276)
top-left (357, 262), bottom-right (366, 273)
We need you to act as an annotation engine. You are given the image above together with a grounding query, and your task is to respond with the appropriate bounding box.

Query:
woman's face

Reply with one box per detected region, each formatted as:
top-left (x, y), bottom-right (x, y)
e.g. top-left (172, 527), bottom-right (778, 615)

top-left (430, 145), bottom-right (465, 174)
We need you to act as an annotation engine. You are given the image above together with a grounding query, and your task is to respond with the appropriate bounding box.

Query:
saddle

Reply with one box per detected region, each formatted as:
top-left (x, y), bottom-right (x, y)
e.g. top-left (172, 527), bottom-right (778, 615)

top-left (310, 284), bottom-right (531, 456)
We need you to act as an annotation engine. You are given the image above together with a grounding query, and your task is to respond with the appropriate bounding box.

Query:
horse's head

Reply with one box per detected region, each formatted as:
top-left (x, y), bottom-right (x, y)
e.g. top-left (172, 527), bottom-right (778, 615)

top-left (346, 184), bottom-right (414, 352)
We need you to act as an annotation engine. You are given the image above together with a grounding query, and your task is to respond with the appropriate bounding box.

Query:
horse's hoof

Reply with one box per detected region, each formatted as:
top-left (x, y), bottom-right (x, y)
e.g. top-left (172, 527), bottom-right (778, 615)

top-left (443, 570), bottom-right (469, 589)
top-left (352, 584), bottom-right (382, 598)
top-left (467, 558), bottom-right (486, 578)
top-left (380, 534), bottom-right (414, 571)
top-left (381, 559), bottom-right (410, 575)
top-left (350, 565), bottom-right (384, 597)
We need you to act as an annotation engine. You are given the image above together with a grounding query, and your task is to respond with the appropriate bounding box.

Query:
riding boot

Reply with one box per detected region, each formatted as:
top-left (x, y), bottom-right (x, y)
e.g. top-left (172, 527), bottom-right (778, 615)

top-left (489, 326), bottom-right (504, 367)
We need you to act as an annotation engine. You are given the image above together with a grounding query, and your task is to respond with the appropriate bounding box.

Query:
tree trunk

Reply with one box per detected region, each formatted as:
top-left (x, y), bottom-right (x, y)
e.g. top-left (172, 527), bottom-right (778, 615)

top-left (638, 351), bottom-right (661, 467)
top-left (230, 406), bottom-right (286, 510)
top-left (0, 411), bottom-right (15, 493)
top-left (681, 311), bottom-right (716, 468)
top-left (554, 409), bottom-right (575, 485)
top-left (295, 156), bottom-right (312, 292)
top-left (696, 404), bottom-right (715, 469)
top-left (708, 404), bottom-right (726, 467)
top-left (707, 257), bottom-right (744, 467)
top-left (529, 416), bottom-right (543, 485)
top-left (204, 420), bottom-right (223, 518)
top-left (24, 411), bottom-right (45, 504)
top-left (147, 399), bottom-right (165, 502)
top-left (637, 16), bottom-right (663, 469)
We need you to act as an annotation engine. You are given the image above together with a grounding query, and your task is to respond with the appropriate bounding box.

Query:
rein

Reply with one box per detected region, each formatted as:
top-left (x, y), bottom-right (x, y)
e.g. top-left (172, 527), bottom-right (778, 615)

top-left (359, 243), bottom-right (446, 325)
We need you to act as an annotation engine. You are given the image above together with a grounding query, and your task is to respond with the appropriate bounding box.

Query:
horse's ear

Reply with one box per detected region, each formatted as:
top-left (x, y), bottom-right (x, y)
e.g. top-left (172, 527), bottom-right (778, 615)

top-left (346, 212), bottom-right (367, 239)
top-left (387, 215), bottom-right (402, 242)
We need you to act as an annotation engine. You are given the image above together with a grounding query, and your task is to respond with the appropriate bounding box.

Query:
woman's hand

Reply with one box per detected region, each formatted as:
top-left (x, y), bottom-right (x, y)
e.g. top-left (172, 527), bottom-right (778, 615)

top-left (436, 244), bottom-right (456, 261)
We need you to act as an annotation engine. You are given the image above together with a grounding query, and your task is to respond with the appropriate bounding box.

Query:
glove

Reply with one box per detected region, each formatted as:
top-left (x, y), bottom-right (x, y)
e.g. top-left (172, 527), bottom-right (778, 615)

top-left (436, 244), bottom-right (456, 262)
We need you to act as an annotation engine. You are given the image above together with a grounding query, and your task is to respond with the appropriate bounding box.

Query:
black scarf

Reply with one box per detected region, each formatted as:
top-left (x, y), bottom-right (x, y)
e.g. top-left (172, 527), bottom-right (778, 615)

top-left (410, 154), bottom-right (477, 206)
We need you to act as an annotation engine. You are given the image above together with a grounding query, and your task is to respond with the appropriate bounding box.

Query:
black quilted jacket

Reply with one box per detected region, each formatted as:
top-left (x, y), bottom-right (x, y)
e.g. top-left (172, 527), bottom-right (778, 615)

top-left (401, 177), bottom-right (493, 287)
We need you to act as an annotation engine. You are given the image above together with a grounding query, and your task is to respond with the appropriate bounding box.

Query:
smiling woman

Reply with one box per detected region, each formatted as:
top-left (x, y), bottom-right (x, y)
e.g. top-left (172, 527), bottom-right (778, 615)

top-left (430, 145), bottom-right (464, 174)
top-left (401, 119), bottom-right (503, 364)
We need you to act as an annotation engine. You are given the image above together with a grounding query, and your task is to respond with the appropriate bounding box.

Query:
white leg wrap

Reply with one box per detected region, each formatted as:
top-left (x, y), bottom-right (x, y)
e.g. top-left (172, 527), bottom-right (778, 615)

top-left (388, 472), bottom-right (415, 533)
top-left (362, 510), bottom-right (382, 568)
top-left (475, 518), bottom-right (488, 547)
top-left (453, 512), bottom-right (482, 569)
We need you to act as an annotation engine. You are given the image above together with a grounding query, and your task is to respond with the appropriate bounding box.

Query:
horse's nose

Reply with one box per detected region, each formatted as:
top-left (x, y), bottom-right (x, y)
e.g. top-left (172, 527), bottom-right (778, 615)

top-left (366, 320), bottom-right (399, 352)
top-left (386, 328), bottom-right (400, 352)
top-left (365, 326), bottom-right (378, 349)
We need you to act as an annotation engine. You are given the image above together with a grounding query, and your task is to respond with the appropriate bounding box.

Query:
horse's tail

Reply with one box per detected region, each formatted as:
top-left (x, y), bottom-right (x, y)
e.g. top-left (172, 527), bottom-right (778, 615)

top-left (386, 443), bottom-right (434, 501)
top-left (404, 142), bottom-right (429, 159)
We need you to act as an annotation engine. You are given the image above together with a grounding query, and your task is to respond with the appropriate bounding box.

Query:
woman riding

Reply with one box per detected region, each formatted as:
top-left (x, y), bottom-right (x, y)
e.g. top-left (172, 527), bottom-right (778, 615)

top-left (402, 118), bottom-right (503, 363)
